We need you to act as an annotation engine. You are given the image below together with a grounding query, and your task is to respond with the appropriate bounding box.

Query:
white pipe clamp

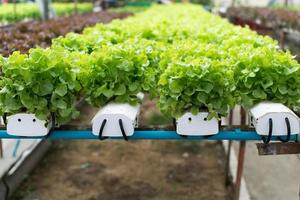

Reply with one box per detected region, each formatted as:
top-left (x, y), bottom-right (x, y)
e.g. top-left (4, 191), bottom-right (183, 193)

top-left (176, 112), bottom-right (219, 136)
top-left (249, 102), bottom-right (300, 136)
top-left (6, 113), bottom-right (52, 136)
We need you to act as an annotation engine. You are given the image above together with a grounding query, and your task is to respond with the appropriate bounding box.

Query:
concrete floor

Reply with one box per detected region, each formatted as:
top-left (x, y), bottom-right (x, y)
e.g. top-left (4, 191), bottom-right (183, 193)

top-left (0, 139), bottom-right (41, 177)
top-left (233, 141), bottom-right (300, 200)
top-left (228, 105), bottom-right (300, 200)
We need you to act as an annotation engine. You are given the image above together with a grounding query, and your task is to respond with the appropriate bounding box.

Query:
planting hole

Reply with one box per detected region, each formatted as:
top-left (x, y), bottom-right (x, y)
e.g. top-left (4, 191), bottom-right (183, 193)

top-left (18, 118), bottom-right (21, 122)
top-left (33, 119), bottom-right (36, 122)
top-left (204, 117), bottom-right (207, 121)
top-left (188, 117), bottom-right (192, 122)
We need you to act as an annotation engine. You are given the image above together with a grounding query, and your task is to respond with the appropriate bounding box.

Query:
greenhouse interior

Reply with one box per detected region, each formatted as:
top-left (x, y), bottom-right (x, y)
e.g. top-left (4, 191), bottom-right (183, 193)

top-left (0, 0), bottom-right (300, 199)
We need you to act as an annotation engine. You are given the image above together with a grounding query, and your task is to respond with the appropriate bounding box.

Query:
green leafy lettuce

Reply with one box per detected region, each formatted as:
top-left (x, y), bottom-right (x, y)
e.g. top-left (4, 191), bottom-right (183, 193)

top-left (0, 48), bottom-right (81, 124)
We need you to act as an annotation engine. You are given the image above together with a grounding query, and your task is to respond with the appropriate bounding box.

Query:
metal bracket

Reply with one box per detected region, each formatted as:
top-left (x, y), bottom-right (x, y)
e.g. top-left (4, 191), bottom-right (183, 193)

top-left (256, 142), bottom-right (300, 155)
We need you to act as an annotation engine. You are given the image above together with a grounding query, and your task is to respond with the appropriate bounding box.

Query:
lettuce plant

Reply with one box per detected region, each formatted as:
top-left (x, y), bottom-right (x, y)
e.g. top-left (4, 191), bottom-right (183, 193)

top-left (0, 48), bottom-right (81, 124)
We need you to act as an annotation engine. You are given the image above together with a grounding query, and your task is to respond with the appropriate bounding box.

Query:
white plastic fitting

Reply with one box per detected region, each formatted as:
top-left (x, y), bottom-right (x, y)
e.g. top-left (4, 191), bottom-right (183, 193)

top-left (176, 112), bottom-right (219, 136)
top-left (92, 94), bottom-right (143, 138)
top-left (249, 102), bottom-right (300, 136)
top-left (6, 113), bottom-right (52, 136)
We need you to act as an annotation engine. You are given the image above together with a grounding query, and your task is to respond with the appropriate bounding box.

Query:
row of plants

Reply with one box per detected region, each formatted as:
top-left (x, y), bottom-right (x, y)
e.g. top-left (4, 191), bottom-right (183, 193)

top-left (0, 11), bottom-right (131, 57)
top-left (0, 3), bottom-right (93, 24)
top-left (109, 6), bottom-right (149, 13)
top-left (272, 4), bottom-right (300, 11)
top-left (1, 4), bottom-right (300, 125)
top-left (226, 6), bottom-right (300, 32)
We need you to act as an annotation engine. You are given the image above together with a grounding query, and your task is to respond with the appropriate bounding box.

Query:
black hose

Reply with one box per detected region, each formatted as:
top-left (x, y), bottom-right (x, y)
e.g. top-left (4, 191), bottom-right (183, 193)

top-left (262, 118), bottom-right (273, 144)
top-left (118, 119), bottom-right (128, 141)
top-left (98, 119), bottom-right (108, 140)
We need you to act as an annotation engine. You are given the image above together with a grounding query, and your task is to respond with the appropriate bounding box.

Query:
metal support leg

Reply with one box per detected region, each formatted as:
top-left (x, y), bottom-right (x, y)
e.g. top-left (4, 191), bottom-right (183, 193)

top-left (225, 140), bottom-right (232, 186)
top-left (234, 107), bottom-right (246, 200)
top-left (0, 139), bottom-right (3, 158)
top-left (225, 110), bottom-right (233, 186)
top-left (234, 141), bottom-right (246, 200)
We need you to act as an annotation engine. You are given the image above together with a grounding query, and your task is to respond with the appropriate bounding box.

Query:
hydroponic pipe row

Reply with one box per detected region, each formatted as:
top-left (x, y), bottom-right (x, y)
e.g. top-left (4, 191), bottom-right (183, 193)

top-left (0, 129), bottom-right (298, 141)
top-left (1, 4), bottom-right (300, 125)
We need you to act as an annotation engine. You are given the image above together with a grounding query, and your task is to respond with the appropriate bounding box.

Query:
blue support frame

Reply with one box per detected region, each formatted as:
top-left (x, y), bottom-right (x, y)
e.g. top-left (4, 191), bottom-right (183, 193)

top-left (0, 129), bottom-right (298, 141)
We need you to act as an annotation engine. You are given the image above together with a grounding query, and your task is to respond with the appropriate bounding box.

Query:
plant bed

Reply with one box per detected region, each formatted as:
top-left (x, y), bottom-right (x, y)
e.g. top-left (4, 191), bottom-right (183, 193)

top-left (1, 5), bottom-right (300, 138)
top-left (226, 7), bottom-right (300, 33)
top-left (0, 11), bottom-right (131, 56)
top-left (0, 3), bottom-right (94, 25)
top-left (226, 6), bottom-right (300, 62)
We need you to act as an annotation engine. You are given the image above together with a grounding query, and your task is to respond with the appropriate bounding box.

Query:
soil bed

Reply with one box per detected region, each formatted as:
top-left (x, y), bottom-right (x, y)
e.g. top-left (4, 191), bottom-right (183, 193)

top-left (11, 140), bottom-right (233, 200)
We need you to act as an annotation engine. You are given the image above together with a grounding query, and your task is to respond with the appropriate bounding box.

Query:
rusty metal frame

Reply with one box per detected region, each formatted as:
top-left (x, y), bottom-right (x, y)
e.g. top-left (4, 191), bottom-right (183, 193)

top-left (225, 140), bottom-right (232, 186)
top-left (256, 142), bottom-right (300, 155)
top-left (234, 141), bottom-right (246, 200)
top-left (225, 110), bottom-right (233, 186)
top-left (234, 108), bottom-right (247, 200)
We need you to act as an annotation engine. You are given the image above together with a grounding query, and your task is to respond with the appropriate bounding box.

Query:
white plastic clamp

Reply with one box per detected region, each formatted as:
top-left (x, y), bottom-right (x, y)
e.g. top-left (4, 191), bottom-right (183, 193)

top-left (249, 102), bottom-right (300, 143)
top-left (176, 112), bottom-right (219, 136)
top-left (6, 113), bottom-right (52, 137)
top-left (92, 94), bottom-right (143, 140)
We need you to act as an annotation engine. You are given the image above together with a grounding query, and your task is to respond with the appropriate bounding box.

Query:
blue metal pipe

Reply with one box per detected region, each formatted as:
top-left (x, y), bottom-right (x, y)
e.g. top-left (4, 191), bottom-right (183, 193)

top-left (0, 129), bottom-right (298, 141)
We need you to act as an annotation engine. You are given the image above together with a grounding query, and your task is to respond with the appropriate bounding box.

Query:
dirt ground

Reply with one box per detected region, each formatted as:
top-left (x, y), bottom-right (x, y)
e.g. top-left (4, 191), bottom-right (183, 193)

top-left (11, 99), bottom-right (234, 200)
top-left (11, 140), bottom-right (233, 200)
